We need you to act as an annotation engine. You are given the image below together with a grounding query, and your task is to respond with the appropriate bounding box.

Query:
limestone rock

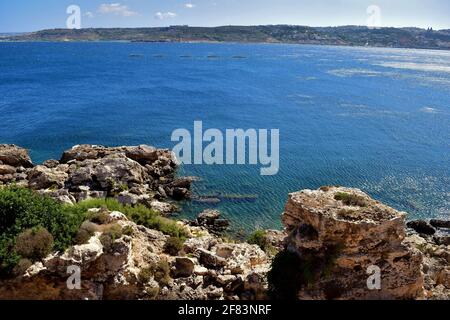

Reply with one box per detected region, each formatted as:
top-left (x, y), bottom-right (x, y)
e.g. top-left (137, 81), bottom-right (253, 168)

top-left (0, 144), bottom-right (33, 167)
top-left (281, 187), bottom-right (424, 300)
top-left (27, 165), bottom-right (68, 190)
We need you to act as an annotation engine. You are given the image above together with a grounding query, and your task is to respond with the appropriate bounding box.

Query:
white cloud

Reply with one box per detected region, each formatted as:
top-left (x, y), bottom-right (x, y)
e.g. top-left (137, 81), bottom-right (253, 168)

top-left (84, 11), bottom-right (95, 18)
top-left (154, 12), bottom-right (177, 20)
top-left (98, 3), bottom-right (138, 17)
top-left (184, 3), bottom-right (195, 9)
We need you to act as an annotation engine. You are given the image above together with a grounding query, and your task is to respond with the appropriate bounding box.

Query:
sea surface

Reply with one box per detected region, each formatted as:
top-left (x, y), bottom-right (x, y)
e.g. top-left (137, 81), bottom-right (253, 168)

top-left (1, 42), bottom-right (449, 232)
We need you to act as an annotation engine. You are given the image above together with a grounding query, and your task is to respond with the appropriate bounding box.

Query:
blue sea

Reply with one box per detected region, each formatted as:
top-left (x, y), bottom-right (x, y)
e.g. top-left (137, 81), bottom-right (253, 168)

top-left (0, 42), bottom-right (449, 232)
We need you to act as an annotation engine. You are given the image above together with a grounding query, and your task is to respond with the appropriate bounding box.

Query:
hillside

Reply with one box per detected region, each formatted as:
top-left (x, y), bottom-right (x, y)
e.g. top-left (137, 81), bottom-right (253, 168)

top-left (2, 25), bottom-right (450, 50)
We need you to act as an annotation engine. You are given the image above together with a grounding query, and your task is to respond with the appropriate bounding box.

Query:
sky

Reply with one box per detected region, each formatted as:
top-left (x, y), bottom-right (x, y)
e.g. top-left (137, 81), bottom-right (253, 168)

top-left (0, 0), bottom-right (449, 33)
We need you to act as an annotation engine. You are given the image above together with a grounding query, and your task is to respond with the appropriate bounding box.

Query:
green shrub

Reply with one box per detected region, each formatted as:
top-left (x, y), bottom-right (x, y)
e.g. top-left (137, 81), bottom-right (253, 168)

top-left (12, 258), bottom-right (32, 276)
top-left (72, 198), bottom-right (188, 239)
top-left (74, 228), bottom-right (94, 245)
top-left (138, 261), bottom-right (171, 288)
top-left (138, 267), bottom-right (153, 283)
top-left (88, 209), bottom-right (110, 225)
top-left (122, 225), bottom-right (134, 236)
top-left (14, 227), bottom-right (54, 261)
top-left (152, 260), bottom-right (171, 287)
top-left (164, 236), bottom-right (184, 256)
top-left (334, 192), bottom-right (368, 207)
top-left (247, 230), bottom-right (269, 252)
top-left (99, 224), bottom-right (123, 251)
top-left (0, 186), bottom-right (86, 276)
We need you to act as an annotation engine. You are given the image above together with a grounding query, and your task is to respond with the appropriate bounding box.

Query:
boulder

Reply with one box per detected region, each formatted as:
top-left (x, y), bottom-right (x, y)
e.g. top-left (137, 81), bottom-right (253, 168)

top-left (197, 248), bottom-right (227, 269)
top-left (430, 219), bottom-right (450, 229)
top-left (281, 186), bottom-right (424, 300)
top-left (172, 257), bottom-right (196, 278)
top-left (116, 191), bottom-right (150, 206)
top-left (27, 165), bottom-right (68, 190)
top-left (123, 145), bottom-right (158, 165)
top-left (93, 154), bottom-right (147, 190)
top-left (150, 200), bottom-right (178, 216)
top-left (42, 159), bottom-right (60, 169)
top-left (407, 220), bottom-right (436, 236)
top-left (196, 209), bottom-right (230, 233)
top-left (0, 164), bottom-right (16, 175)
top-left (0, 144), bottom-right (33, 167)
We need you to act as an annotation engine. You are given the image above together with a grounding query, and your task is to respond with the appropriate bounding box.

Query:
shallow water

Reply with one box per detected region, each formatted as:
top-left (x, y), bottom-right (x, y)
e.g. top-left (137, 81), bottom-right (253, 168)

top-left (0, 42), bottom-right (449, 231)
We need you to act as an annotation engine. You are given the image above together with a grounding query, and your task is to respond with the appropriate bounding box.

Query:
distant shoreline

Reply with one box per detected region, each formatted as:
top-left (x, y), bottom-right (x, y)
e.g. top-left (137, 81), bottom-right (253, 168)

top-left (1, 39), bottom-right (450, 53)
top-left (2, 25), bottom-right (450, 51)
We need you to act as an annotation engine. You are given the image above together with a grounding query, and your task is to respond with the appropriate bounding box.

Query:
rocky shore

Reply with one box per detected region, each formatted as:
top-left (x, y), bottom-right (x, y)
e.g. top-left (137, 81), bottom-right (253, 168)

top-left (0, 144), bottom-right (193, 214)
top-left (0, 144), bottom-right (448, 300)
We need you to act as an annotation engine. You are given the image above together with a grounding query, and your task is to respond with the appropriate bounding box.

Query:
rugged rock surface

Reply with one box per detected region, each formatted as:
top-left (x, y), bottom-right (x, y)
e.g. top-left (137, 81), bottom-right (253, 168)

top-left (0, 144), bottom-right (191, 214)
top-left (0, 210), bottom-right (270, 300)
top-left (407, 220), bottom-right (436, 236)
top-left (188, 209), bottom-right (230, 234)
top-left (281, 187), bottom-right (425, 300)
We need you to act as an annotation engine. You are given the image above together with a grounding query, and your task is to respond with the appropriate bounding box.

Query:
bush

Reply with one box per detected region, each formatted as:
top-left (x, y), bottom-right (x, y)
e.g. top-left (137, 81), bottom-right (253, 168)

top-left (0, 186), bottom-right (86, 276)
top-left (152, 260), bottom-right (171, 287)
top-left (88, 209), bottom-right (110, 225)
top-left (138, 261), bottom-right (171, 288)
top-left (99, 224), bottom-right (123, 251)
top-left (164, 237), bottom-right (184, 256)
top-left (247, 230), bottom-right (269, 252)
top-left (14, 227), bottom-right (54, 261)
top-left (334, 192), bottom-right (368, 207)
top-left (74, 229), bottom-right (94, 245)
top-left (72, 198), bottom-right (188, 239)
top-left (12, 258), bottom-right (32, 276)
top-left (138, 267), bottom-right (153, 283)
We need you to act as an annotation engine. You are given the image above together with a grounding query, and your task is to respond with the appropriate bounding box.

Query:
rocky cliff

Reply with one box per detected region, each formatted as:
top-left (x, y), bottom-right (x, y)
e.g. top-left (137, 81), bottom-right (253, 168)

top-left (280, 187), bottom-right (424, 299)
top-left (0, 145), bottom-right (448, 300)
top-left (0, 208), bottom-right (270, 300)
top-left (0, 144), bottom-right (193, 214)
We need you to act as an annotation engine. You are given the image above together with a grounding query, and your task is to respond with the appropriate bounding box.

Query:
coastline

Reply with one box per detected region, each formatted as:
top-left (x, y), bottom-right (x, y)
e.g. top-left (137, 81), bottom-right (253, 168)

top-left (0, 143), bottom-right (448, 300)
top-left (2, 38), bottom-right (450, 53)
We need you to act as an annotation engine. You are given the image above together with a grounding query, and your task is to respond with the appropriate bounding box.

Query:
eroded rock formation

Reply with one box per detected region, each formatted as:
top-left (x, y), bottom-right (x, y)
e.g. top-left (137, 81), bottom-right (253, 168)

top-left (0, 210), bottom-right (269, 300)
top-left (0, 144), bottom-right (192, 214)
top-left (280, 186), bottom-right (425, 300)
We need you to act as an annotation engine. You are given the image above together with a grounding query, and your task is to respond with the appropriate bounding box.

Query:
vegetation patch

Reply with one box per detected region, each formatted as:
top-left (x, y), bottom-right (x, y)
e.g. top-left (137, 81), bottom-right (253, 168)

top-left (164, 236), bottom-right (185, 256)
top-left (73, 198), bottom-right (188, 239)
top-left (14, 227), bottom-right (54, 261)
top-left (247, 230), bottom-right (271, 253)
top-left (0, 186), bottom-right (86, 276)
top-left (334, 192), bottom-right (368, 207)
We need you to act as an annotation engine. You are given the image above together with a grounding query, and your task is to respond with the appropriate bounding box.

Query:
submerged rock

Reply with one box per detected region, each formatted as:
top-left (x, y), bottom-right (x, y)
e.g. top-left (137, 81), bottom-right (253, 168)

top-left (194, 209), bottom-right (230, 234)
top-left (407, 220), bottom-right (436, 236)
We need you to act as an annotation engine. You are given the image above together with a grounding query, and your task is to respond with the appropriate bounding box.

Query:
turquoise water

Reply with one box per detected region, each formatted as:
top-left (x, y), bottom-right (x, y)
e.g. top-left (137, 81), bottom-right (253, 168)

top-left (0, 42), bottom-right (449, 231)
